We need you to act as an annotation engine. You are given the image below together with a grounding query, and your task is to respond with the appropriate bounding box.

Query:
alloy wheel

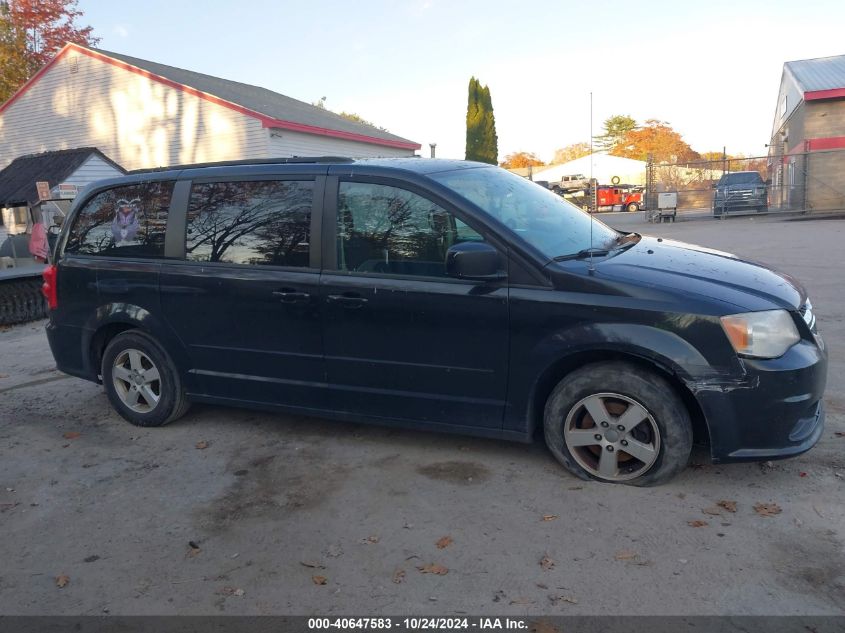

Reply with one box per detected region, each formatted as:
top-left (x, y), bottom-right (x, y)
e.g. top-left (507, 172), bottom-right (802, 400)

top-left (112, 348), bottom-right (161, 413)
top-left (563, 392), bottom-right (661, 481)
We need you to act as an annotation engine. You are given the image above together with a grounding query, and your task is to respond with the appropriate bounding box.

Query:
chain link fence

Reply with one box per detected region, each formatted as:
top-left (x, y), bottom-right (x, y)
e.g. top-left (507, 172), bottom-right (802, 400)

top-left (645, 148), bottom-right (845, 219)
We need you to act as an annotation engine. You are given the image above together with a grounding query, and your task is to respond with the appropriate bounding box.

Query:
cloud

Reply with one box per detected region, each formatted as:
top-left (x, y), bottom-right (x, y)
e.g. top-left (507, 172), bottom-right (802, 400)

top-left (113, 25), bottom-right (130, 38)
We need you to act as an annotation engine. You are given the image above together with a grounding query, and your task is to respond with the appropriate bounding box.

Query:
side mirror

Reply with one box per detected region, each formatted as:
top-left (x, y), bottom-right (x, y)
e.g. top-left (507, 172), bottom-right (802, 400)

top-left (446, 242), bottom-right (505, 281)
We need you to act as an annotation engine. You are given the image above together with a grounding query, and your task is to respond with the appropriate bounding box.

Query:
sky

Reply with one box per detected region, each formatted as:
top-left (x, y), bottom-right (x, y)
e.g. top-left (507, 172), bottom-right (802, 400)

top-left (78, 0), bottom-right (845, 162)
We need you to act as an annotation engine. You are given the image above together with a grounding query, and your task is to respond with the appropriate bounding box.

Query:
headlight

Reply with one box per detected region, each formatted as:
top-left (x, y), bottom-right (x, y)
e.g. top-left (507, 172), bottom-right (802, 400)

top-left (720, 310), bottom-right (800, 359)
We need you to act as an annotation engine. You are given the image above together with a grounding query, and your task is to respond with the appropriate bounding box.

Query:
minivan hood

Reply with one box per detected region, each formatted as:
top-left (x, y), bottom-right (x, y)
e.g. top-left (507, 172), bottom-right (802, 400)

top-left (595, 236), bottom-right (805, 312)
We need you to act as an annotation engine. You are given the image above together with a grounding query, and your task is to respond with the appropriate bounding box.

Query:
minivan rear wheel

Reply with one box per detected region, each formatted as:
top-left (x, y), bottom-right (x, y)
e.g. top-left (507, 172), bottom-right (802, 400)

top-left (544, 361), bottom-right (692, 486)
top-left (101, 331), bottom-right (190, 427)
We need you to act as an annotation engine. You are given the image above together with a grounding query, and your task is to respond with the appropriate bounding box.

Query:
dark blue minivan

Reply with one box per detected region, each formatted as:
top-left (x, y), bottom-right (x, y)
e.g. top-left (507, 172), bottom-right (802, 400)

top-left (42, 158), bottom-right (827, 485)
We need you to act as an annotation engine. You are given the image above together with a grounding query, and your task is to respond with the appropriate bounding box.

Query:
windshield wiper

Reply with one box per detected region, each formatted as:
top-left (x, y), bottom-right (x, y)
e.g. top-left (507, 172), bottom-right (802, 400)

top-left (553, 247), bottom-right (610, 261)
top-left (553, 233), bottom-right (641, 261)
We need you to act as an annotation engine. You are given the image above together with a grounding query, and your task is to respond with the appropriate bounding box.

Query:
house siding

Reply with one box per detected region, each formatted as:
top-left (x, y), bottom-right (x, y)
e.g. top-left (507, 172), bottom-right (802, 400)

top-left (60, 154), bottom-right (124, 189)
top-left (804, 100), bottom-right (845, 139)
top-left (0, 50), bottom-right (269, 170)
top-left (268, 129), bottom-right (414, 158)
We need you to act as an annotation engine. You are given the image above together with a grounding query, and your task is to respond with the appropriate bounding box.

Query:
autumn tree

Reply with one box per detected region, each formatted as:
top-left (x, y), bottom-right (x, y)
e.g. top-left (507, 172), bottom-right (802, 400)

top-left (0, 0), bottom-right (98, 103)
top-left (611, 119), bottom-right (699, 163)
top-left (465, 77), bottom-right (498, 164)
top-left (499, 151), bottom-right (545, 169)
top-left (594, 115), bottom-right (636, 153)
top-left (552, 142), bottom-right (591, 164)
top-left (0, 3), bottom-right (27, 103)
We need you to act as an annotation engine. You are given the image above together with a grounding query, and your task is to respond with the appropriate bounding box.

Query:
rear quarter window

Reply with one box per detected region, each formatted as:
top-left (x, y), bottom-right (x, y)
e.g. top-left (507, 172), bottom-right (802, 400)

top-left (64, 181), bottom-right (174, 257)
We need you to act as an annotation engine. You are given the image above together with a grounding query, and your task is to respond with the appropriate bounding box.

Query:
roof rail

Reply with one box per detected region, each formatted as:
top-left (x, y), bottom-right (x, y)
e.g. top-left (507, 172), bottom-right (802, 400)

top-left (127, 156), bottom-right (355, 174)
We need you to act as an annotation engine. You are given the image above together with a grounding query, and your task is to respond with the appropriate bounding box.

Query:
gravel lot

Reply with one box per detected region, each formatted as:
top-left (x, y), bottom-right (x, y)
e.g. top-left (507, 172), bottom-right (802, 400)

top-left (0, 213), bottom-right (843, 615)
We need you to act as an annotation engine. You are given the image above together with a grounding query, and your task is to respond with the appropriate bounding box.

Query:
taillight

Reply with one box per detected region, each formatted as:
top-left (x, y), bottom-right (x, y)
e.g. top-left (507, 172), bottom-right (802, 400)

top-left (42, 265), bottom-right (58, 310)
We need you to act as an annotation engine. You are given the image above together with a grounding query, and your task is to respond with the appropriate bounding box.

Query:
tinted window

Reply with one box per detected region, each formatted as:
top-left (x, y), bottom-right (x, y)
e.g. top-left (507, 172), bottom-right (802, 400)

top-left (65, 181), bottom-right (173, 257)
top-left (336, 182), bottom-right (483, 278)
top-left (186, 180), bottom-right (313, 267)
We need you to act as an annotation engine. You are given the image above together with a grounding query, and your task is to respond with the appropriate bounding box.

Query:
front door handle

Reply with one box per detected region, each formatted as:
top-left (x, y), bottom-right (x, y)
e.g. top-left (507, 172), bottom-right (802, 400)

top-left (326, 293), bottom-right (368, 308)
top-left (272, 289), bottom-right (310, 303)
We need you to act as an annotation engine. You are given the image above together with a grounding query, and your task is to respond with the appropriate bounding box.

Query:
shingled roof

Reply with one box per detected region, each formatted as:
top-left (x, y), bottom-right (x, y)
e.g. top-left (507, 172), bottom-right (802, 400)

top-left (0, 148), bottom-right (124, 208)
top-left (785, 54), bottom-right (845, 94)
top-left (76, 45), bottom-right (420, 150)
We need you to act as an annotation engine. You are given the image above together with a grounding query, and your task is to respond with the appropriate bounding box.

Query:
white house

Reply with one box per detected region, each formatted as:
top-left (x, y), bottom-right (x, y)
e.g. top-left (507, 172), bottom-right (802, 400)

top-left (533, 153), bottom-right (647, 186)
top-left (0, 43), bottom-right (421, 171)
top-left (0, 147), bottom-right (124, 240)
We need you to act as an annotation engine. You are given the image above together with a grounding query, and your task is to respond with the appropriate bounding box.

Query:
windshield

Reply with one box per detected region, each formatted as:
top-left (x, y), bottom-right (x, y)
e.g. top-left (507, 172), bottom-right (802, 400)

top-left (719, 172), bottom-right (763, 185)
top-left (431, 166), bottom-right (619, 259)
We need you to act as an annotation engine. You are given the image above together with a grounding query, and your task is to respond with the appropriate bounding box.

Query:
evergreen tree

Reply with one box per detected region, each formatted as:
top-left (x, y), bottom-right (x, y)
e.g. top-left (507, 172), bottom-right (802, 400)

top-left (465, 77), bottom-right (498, 164)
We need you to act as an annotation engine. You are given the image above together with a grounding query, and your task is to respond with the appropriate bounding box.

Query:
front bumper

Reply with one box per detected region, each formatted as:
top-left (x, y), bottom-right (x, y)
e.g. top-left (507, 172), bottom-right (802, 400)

top-left (690, 339), bottom-right (827, 463)
top-left (713, 197), bottom-right (767, 212)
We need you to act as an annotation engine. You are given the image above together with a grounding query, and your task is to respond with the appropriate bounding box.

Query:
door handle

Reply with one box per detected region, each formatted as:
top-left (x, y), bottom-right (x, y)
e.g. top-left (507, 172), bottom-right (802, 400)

top-left (272, 289), bottom-right (310, 303)
top-left (326, 293), bottom-right (368, 308)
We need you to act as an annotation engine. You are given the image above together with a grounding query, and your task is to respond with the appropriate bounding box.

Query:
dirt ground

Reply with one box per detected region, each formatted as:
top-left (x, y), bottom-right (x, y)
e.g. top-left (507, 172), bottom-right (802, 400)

top-left (0, 213), bottom-right (843, 615)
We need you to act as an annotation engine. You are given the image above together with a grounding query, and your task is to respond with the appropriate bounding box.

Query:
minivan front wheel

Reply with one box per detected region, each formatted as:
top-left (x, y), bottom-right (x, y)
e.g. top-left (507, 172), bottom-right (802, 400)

top-left (544, 361), bottom-right (692, 486)
top-left (102, 331), bottom-right (190, 427)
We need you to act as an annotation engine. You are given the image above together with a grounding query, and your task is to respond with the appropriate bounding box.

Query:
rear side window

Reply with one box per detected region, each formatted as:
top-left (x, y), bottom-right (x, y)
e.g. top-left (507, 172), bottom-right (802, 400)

top-left (65, 181), bottom-right (174, 257)
top-left (186, 180), bottom-right (313, 267)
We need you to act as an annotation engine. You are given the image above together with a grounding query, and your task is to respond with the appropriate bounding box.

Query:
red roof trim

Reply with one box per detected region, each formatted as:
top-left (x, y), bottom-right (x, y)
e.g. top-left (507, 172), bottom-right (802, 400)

top-left (804, 87), bottom-right (845, 101)
top-left (261, 118), bottom-right (420, 149)
top-left (1, 43), bottom-right (421, 151)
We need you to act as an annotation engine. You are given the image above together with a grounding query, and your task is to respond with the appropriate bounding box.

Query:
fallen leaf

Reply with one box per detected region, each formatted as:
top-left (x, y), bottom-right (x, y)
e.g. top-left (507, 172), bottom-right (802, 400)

top-left (542, 515), bottom-right (559, 522)
top-left (834, 432), bottom-right (845, 438)
top-left (753, 502), bottom-right (782, 517)
top-left (217, 586), bottom-right (245, 596)
top-left (435, 536), bottom-right (453, 549)
top-left (702, 506), bottom-right (722, 516)
top-left (493, 590), bottom-right (506, 602)
top-left (688, 520), bottom-right (708, 528)
top-left (0, 373), bottom-right (9, 379)
top-left (392, 569), bottom-right (406, 584)
top-left (614, 550), bottom-right (638, 561)
top-left (361, 535), bottom-right (380, 544)
top-left (195, 441), bottom-right (209, 450)
top-left (55, 575), bottom-right (70, 588)
top-left (312, 575), bottom-right (328, 585)
top-left (417, 563), bottom-right (449, 575)
top-left (539, 555), bottom-right (555, 570)
top-left (550, 594), bottom-right (578, 605)
top-left (799, 472), bottom-right (808, 477)
top-left (531, 621), bottom-right (561, 633)
top-left (300, 561), bottom-right (325, 569)
top-left (509, 597), bottom-right (535, 605)
top-left (62, 432), bottom-right (81, 440)
top-left (717, 500), bottom-right (737, 513)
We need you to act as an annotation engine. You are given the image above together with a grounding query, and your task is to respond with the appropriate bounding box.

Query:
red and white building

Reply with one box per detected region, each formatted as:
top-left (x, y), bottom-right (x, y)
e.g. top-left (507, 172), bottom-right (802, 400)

top-left (0, 43), bottom-right (420, 171)
top-left (770, 54), bottom-right (845, 211)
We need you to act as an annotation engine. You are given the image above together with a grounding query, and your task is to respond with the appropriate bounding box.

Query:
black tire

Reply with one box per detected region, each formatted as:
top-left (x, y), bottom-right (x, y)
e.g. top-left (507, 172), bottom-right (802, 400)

top-left (543, 361), bottom-right (692, 486)
top-left (0, 278), bottom-right (48, 326)
top-left (626, 202), bottom-right (640, 213)
top-left (101, 330), bottom-right (190, 427)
